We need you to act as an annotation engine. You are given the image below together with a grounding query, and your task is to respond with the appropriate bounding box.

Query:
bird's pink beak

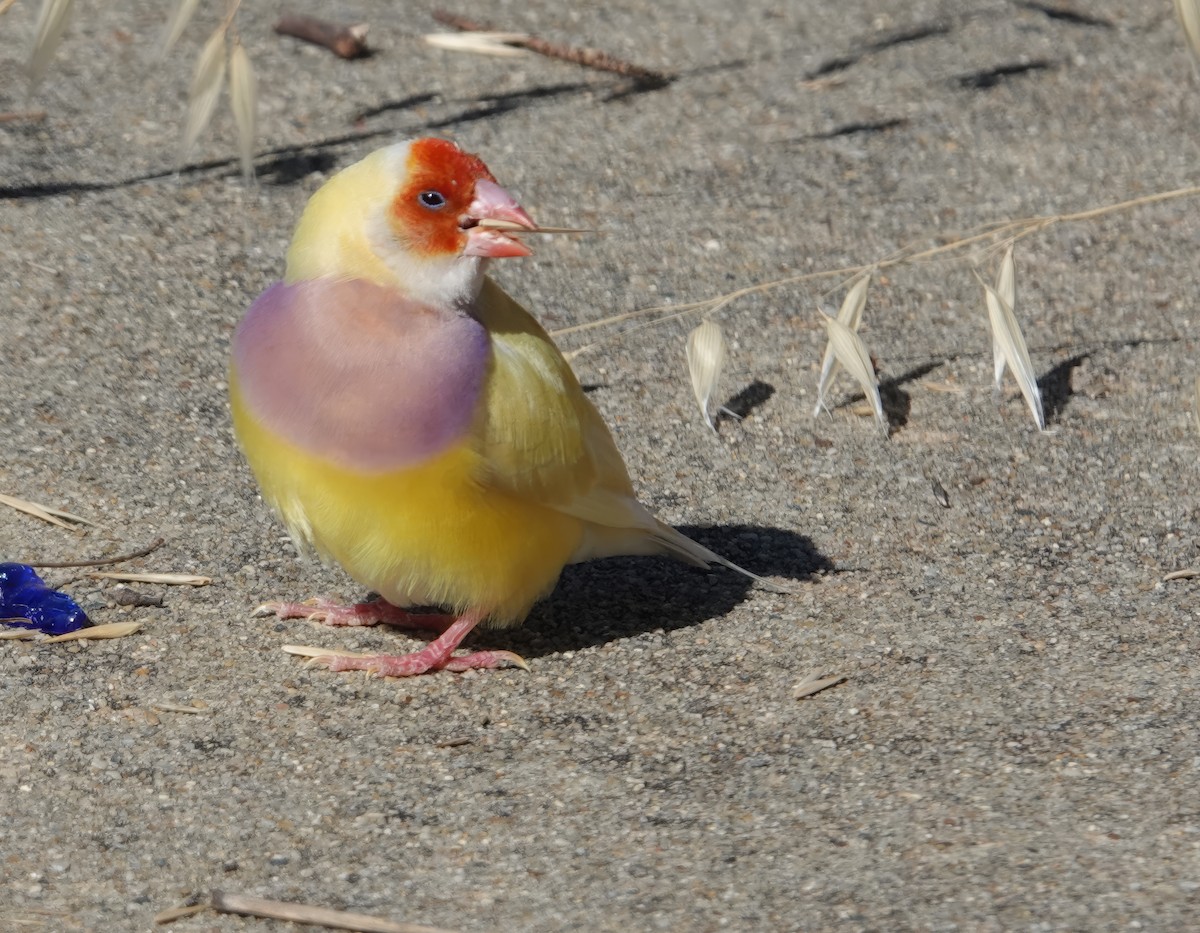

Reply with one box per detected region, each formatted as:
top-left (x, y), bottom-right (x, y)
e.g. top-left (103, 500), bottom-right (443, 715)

top-left (462, 179), bottom-right (537, 258)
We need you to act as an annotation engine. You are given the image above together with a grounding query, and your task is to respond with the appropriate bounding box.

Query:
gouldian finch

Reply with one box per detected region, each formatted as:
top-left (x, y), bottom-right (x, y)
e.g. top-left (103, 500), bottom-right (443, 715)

top-left (231, 137), bottom-right (783, 677)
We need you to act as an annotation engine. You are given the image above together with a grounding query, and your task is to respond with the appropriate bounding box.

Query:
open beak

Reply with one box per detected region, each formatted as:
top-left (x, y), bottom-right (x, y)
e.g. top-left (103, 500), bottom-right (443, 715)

top-left (462, 179), bottom-right (537, 258)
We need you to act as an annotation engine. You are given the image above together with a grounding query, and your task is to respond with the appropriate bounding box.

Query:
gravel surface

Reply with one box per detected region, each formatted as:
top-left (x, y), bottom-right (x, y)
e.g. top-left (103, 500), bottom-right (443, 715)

top-left (2, 1), bottom-right (1199, 930)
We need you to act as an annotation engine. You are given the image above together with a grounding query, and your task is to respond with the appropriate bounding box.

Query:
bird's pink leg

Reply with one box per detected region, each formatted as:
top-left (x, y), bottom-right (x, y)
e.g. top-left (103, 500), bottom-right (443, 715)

top-left (321, 612), bottom-right (525, 676)
top-left (258, 601), bottom-right (527, 676)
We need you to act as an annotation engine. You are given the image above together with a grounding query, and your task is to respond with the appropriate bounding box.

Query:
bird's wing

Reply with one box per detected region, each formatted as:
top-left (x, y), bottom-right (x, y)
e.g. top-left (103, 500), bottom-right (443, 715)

top-left (473, 278), bottom-right (794, 589)
top-left (471, 278), bottom-right (651, 527)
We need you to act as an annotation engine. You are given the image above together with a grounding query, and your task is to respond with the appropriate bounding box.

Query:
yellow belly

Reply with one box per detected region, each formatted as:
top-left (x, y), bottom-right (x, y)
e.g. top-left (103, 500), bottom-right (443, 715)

top-left (231, 377), bottom-right (583, 626)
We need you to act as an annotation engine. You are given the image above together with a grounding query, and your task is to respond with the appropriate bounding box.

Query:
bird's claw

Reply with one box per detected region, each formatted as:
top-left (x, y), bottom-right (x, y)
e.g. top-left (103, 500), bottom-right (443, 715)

top-left (447, 649), bottom-right (528, 672)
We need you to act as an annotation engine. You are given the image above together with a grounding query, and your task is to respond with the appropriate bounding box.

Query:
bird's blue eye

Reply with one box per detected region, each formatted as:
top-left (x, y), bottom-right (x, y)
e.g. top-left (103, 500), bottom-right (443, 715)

top-left (419, 190), bottom-right (447, 209)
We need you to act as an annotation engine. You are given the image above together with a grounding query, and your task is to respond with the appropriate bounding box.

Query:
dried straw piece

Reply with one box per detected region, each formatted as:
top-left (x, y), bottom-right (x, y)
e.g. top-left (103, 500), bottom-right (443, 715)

top-left (180, 26), bottom-right (227, 162)
top-left (0, 492), bottom-right (91, 529)
top-left (43, 621), bottom-right (143, 642)
top-left (160, 0), bottom-right (202, 55)
top-left (153, 903), bottom-right (207, 924)
top-left (27, 0), bottom-right (74, 87)
top-left (229, 39), bottom-right (258, 180)
top-left (1163, 568), bottom-right (1200, 581)
top-left (813, 273), bottom-right (871, 416)
top-left (686, 319), bottom-right (727, 432)
top-left (977, 252), bottom-right (1044, 430)
top-left (150, 701), bottom-right (211, 715)
top-left (0, 109), bottom-right (47, 123)
top-left (88, 572), bottom-right (211, 585)
top-left (283, 644), bottom-right (371, 660)
top-left (0, 628), bottom-right (38, 640)
top-left (424, 32), bottom-right (531, 57)
top-left (818, 311), bottom-right (886, 431)
top-left (793, 673), bottom-right (846, 699)
top-left (211, 890), bottom-right (456, 933)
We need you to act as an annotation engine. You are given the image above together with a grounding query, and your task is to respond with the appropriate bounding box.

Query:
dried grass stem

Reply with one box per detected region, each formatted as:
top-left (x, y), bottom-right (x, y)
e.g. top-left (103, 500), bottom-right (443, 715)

top-left (432, 10), bottom-right (667, 84)
top-left (553, 185), bottom-right (1200, 352)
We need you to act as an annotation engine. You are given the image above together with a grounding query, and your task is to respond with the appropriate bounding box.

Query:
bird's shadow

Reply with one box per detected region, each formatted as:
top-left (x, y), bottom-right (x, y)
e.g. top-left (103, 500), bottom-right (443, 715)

top-left (1038, 352), bottom-right (1088, 425)
top-left (429, 82), bottom-right (596, 128)
top-left (722, 380), bottom-right (775, 420)
top-left (499, 523), bottom-right (831, 659)
top-left (256, 150), bottom-right (341, 186)
top-left (879, 360), bottom-right (942, 431)
top-left (352, 530), bottom-right (826, 662)
top-left (822, 360), bottom-right (941, 433)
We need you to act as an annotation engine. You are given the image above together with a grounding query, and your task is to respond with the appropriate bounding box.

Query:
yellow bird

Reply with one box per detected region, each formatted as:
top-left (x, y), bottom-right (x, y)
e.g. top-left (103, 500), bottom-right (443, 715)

top-left (230, 138), bottom-right (784, 677)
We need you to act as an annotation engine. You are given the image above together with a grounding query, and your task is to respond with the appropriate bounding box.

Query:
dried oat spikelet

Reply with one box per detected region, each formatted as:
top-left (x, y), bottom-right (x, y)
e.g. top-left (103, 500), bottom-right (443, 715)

top-left (813, 273), bottom-right (871, 417)
top-left (180, 25), bottom-right (228, 164)
top-left (977, 249), bottom-right (1045, 430)
top-left (818, 309), bottom-right (886, 432)
top-left (686, 319), bottom-right (727, 432)
top-left (161, 0), bottom-right (203, 55)
top-left (991, 243), bottom-right (1016, 398)
top-left (27, 0), bottom-right (74, 88)
top-left (229, 38), bottom-right (258, 180)
top-left (1175, 0), bottom-right (1200, 60)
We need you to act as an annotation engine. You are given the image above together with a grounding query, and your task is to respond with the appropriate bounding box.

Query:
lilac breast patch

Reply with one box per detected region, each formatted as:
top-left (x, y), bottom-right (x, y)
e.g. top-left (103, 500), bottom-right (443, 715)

top-left (232, 278), bottom-right (490, 471)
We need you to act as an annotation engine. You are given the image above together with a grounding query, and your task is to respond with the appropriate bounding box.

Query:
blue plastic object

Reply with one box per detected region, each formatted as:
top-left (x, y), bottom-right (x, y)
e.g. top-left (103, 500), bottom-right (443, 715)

top-left (0, 563), bottom-right (91, 635)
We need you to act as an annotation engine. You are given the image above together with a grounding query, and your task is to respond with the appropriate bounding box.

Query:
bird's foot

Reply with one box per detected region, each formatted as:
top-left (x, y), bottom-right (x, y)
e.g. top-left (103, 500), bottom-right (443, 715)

top-left (280, 611), bottom-right (527, 677)
top-left (254, 597), bottom-right (454, 631)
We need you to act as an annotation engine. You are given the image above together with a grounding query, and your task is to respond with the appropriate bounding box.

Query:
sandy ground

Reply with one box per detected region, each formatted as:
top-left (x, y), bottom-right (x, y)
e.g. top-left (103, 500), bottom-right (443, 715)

top-left (2, 1), bottom-right (1199, 930)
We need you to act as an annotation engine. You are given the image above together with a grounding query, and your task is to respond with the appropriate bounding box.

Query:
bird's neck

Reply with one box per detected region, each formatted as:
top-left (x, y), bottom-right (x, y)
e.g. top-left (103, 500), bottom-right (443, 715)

top-left (281, 149), bottom-right (489, 308)
top-left (367, 248), bottom-right (488, 310)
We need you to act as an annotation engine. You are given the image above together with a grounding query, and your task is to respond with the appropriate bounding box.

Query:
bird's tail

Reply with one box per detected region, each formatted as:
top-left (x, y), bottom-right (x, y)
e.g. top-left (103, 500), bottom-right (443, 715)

top-left (651, 521), bottom-right (798, 594)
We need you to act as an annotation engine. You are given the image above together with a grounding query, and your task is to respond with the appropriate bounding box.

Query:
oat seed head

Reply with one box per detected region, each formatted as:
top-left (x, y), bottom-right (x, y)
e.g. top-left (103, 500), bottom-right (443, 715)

top-left (813, 273), bottom-right (871, 417)
top-left (229, 38), bottom-right (258, 181)
top-left (27, 0), bottom-right (74, 89)
top-left (818, 309), bottom-right (886, 432)
top-left (160, 0), bottom-right (202, 56)
top-left (977, 261), bottom-right (1045, 431)
top-left (992, 244), bottom-right (1017, 394)
top-left (1175, 0), bottom-right (1200, 59)
top-left (685, 319), bottom-right (728, 433)
top-left (180, 25), bottom-right (228, 164)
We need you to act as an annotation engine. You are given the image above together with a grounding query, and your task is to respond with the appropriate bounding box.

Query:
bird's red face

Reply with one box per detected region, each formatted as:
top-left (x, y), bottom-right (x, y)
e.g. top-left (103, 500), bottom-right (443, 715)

top-left (389, 138), bottom-right (537, 260)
